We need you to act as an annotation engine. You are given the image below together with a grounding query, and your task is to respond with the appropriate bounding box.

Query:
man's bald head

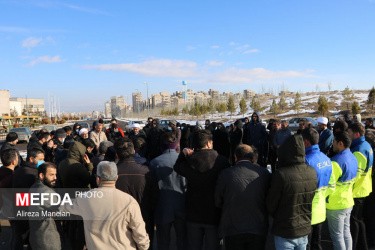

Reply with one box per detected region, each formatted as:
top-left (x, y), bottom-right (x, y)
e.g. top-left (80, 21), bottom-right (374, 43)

top-left (235, 144), bottom-right (254, 162)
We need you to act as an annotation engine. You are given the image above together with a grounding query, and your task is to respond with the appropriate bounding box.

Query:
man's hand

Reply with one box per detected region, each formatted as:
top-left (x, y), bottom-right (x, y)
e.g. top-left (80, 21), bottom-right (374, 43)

top-left (183, 148), bottom-right (194, 156)
top-left (84, 154), bottom-right (90, 164)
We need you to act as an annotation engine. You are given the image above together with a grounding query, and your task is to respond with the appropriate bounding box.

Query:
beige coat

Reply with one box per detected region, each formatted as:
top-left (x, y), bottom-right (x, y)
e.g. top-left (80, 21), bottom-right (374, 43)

top-left (89, 130), bottom-right (107, 147)
top-left (61, 186), bottom-right (149, 250)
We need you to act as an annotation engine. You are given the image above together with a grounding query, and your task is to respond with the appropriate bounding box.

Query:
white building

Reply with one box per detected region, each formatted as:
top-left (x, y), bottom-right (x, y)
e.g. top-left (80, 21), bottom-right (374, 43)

top-left (0, 90), bottom-right (10, 116)
top-left (9, 97), bottom-right (45, 113)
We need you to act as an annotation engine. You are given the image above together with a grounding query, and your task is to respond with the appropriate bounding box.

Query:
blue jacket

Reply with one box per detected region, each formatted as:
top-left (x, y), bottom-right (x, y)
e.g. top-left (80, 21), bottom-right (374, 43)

top-left (318, 128), bottom-right (333, 154)
top-left (326, 149), bottom-right (358, 210)
top-left (247, 112), bottom-right (268, 148)
top-left (350, 136), bottom-right (373, 198)
top-left (149, 149), bottom-right (187, 224)
top-left (305, 145), bottom-right (334, 224)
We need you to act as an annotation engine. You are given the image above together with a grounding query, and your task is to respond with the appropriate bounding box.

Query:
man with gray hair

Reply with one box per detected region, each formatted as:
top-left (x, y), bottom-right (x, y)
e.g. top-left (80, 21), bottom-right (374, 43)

top-left (61, 161), bottom-right (150, 250)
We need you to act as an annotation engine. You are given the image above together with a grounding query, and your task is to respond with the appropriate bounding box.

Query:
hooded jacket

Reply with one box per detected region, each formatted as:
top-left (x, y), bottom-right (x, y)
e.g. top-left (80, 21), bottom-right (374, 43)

top-left (247, 112), bottom-right (268, 148)
top-left (266, 134), bottom-right (317, 239)
top-left (58, 141), bottom-right (93, 189)
top-left (230, 120), bottom-right (243, 164)
top-left (174, 149), bottom-right (230, 225)
top-left (213, 123), bottom-right (230, 158)
top-left (147, 119), bottom-right (164, 160)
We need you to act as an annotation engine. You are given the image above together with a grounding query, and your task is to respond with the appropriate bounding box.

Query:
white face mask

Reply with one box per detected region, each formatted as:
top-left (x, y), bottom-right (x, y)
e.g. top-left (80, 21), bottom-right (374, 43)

top-left (60, 138), bottom-right (65, 144)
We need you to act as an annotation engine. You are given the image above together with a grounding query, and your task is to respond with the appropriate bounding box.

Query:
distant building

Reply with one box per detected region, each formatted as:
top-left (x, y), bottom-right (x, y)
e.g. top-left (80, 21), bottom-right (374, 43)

top-left (10, 97), bottom-right (45, 113)
top-left (160, 92), bottom-right (171, 108)
top-left (152, 94), bottom-right (162, 108)
top-left (244, 89), bottom-right (256, 99)
top-left (111, 96), bottom-right (126, 118)
top-left (0, 90), bottom-right (10, 116)
top-left (279, 91), bottom-right (291, 96)
top-left (209, 89), bottom-right (220, 99)
top-left (186, 89), bottom-right (194, 103)
top-left (132, 92), bottom-right (143, 113)
top-left (105, 101), bottom-right (111, 118)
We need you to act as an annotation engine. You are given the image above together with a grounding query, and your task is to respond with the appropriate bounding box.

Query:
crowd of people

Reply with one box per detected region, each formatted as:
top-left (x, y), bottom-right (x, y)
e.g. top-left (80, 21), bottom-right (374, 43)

top-left (0, 113), bottom-right (374, 250)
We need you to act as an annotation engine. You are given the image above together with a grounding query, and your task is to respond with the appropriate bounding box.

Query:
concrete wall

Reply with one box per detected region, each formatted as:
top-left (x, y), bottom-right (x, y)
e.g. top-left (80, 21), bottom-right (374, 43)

top-left (9, 98), bottom-right (45, 112)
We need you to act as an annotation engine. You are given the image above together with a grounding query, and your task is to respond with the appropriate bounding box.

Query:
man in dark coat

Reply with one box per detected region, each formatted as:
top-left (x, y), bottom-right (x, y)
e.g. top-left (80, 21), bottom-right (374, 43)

top-left (149, 132), bottom-right (187, 250)
top-left (27, 131), bottom-right (54, 162)
top-left (114, 137), bottom-right (159, 249)
top-left (105, 119), bottom-right (125, 143)
top-left (174, 130), bottom-right (230, 250)
top-left (12, 148), bottom-right (45, 250)
top-left (0, 132), bottom-right (23, 167)
top-left (213, 122), bottom-right (230, 159)
top-left (147, 118), bottom-right (164, 160)
top-left (230, 120), bottom-right (243, 165)
top-left (58, 141), bottom-right (93, 250)
top-left (266, 134), bottom-right (317, 249)
top-left (29, 162), bottom-right (61, 250)
top-left (128, 123), bottom-right (147, 141)
top-left (216, 144), bottom-right (270, 250)
top-left (247, 112), bottom-right (268, 167)
top-left (242, 117), bottom-right (250, 144)
top-left (344, 113), bottom-right (353, 127)
top-left (180, 123), bottom-right (191, 150)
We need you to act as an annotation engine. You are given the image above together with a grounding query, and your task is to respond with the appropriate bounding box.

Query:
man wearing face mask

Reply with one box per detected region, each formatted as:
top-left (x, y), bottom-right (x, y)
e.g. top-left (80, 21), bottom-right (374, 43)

top-left (54, 129), bottom-right (67, 149)
top-left (105, 118), bottom-right (125, 143)
top-left (12, 148), bottom-right (45, 250)
top-left (169, 121), bottom-right (181, 153)
top-left (29, 162), bottom-right (61, 250)
top-left (72, 123), bottom-right (81, 141)
top-left (27, 132), bottom-right (53, 162)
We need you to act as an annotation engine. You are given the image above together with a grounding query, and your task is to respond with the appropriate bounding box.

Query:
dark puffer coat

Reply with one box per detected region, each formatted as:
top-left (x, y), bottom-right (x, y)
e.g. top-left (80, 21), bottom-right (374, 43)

top-left (266, 134), bottom-right (317, 239)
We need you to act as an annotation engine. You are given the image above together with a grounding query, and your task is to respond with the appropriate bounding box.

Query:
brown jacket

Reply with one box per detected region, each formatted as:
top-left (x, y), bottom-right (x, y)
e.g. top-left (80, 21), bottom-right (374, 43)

top-left (61, 186), bottom-right (149, 250)
top-left (89, 130), bottom-right (108, 147)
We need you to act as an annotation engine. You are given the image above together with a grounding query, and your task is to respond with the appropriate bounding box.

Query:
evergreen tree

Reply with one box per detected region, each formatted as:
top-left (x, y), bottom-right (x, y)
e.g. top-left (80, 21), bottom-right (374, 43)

top-left (227, 96), bottom-right (236, 118)
top-left (368, 87), bottom-right (375, 115)
top-left (207, 99), bottom-right (215, 118)
top-left (318, 96), bottom-right (329, 116)
top-left (239, 97), bottom-right (248, 116)
top-left (278, 96), bottom-right (287, 111)
top-left (189, 102), bottom-right (201, 119)
top-left (200, 104), bottom-right (208, 118)
top-left (352, 101), bottom-right (361, 115)
top-left (269, 99), bottom-right (280, 117)
top-left (342, 86), bottom-right (355, 110)
top-left (216, 103), bottom-right (227, 118)
top-left (293, 92), bottom-right (302, 115)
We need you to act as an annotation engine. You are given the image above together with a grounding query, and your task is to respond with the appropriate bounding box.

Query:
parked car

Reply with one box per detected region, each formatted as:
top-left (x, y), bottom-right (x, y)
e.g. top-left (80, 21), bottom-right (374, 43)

top-left (288, 117), bottom-right (318, 131)
top-left (124, 120), bottom-right (145, 133)
top-left (159, 119), bottom-right (178, 131)
top-left (78, 122), bottom-right (91, 131)
top-left (42, 125), bottom-right (58, 133)
top-left (102, 119), bottom-right (112, 130)
top-left (10, 127), bottom-right (32, 143)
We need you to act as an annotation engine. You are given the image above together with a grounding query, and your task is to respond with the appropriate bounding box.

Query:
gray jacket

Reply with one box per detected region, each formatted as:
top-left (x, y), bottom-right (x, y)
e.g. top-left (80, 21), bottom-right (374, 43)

top-left (29, 179), bottom-right (61, 250)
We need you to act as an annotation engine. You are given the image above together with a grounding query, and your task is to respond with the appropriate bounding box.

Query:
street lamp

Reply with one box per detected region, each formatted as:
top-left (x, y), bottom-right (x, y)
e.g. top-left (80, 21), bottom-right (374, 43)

top-left (144, 82), bottom-right (149, 117)
top-left (135, 88), bottom-right (140, 120)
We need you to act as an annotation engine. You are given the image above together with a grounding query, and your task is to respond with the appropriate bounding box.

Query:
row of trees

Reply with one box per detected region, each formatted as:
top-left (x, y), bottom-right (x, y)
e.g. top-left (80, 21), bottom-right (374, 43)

top-left (159, 87), bottom-right (375, 119)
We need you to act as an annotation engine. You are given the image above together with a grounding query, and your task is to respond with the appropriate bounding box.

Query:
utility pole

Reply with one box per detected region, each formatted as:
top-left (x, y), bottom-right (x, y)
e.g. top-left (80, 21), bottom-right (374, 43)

top-left (144, 82), bottom-right (149, 117)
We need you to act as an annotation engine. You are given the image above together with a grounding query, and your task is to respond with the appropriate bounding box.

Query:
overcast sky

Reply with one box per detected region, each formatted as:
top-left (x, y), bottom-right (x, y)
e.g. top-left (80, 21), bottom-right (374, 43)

top-left (1, 0), bottom-right (374, 112)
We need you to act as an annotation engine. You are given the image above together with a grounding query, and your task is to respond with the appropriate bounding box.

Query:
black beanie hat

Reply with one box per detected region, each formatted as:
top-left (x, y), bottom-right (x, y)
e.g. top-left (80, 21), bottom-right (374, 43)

top-left (6, 132), bottom-right (18, 142)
